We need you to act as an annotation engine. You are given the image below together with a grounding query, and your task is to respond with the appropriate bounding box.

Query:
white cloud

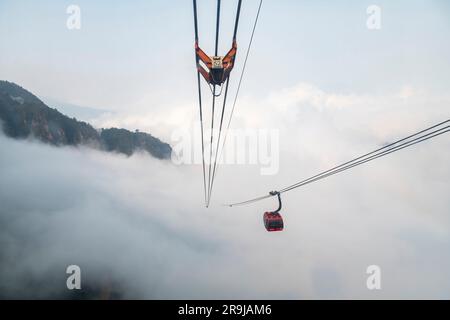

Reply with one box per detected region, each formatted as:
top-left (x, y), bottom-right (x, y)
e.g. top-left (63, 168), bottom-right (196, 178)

top-left (0, 82), bottom-right (449, 299)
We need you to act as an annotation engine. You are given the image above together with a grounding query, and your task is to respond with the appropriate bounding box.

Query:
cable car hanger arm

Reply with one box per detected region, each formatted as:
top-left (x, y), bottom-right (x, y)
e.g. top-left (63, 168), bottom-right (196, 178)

top-left (193, 0), bottom-right (242, 88)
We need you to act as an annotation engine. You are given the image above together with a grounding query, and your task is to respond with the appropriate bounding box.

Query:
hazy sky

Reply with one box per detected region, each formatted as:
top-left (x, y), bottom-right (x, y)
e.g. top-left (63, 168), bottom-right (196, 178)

top-left (0, 0), bottom-right (449, 299)
top-left (1, 0), bottom-right (450, 110)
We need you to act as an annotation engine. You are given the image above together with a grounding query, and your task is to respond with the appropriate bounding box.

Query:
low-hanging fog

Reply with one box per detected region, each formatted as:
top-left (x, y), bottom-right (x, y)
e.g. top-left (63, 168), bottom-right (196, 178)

top-left (1, 83), bottom-right (449, 299)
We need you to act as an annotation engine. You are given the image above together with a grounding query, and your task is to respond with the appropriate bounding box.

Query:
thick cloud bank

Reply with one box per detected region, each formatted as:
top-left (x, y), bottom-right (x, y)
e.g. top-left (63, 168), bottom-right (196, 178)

top-left (0, 83), bottom-right (449, 299)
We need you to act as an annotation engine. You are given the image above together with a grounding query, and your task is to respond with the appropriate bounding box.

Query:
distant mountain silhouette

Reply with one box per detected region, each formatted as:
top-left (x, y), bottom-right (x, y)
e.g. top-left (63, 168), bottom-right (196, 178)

top-left (40, 96), bottom-right (111, 122)
top-left (0, 80), bottom-right (172, 159)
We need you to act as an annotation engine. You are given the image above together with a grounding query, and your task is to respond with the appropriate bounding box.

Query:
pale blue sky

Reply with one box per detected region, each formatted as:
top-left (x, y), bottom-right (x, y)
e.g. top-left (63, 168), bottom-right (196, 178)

top-left (0, 0), bottom-right (449, 110)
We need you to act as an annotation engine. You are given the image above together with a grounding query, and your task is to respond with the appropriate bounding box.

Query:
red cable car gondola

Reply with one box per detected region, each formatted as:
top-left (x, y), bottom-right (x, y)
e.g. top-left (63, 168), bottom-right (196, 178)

top-left (263, 192), bottom-right (284, 232)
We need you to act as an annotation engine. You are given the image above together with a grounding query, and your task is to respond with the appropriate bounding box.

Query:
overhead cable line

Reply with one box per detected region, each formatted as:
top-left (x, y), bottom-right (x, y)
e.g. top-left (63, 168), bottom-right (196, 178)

top-left (208, 0), bottom-right (263, 205)
top-left (206, 0), bottom-right (222, 206)
top-left (192, 0), bottom-right (207, 205)
top-left (207, 0), bottom-right (244, 206)
top-left (280, 119), bottom-right (449, 193)
top-left (227, 119), bottom-right (450, 207)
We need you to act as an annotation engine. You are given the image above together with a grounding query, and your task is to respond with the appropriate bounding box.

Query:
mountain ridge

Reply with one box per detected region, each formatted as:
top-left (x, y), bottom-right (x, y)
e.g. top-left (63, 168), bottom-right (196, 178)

top-left (0, 80), bottom-right (172, 159)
